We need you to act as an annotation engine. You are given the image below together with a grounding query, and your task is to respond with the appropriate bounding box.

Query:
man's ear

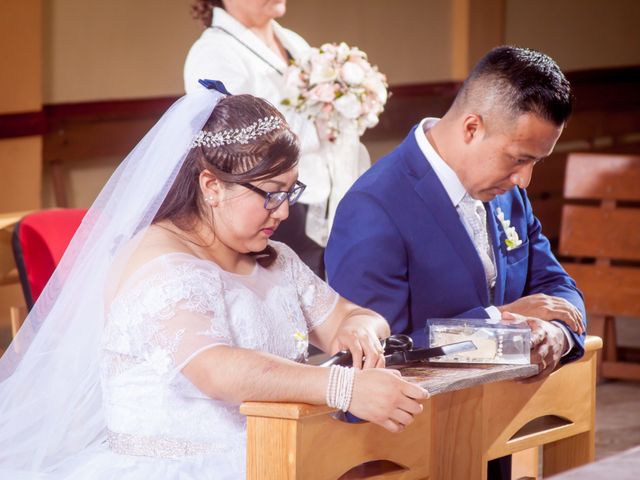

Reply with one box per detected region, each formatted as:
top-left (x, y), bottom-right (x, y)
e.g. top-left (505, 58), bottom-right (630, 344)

top-left (199, 169), bottom-right (223, 206)
top-left (461, 113), bottom-right (484, 144)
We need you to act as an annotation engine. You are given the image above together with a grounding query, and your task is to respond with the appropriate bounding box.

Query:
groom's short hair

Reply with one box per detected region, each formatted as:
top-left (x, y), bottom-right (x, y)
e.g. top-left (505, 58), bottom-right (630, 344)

top-left (453, 46), bottom-right (573, 126)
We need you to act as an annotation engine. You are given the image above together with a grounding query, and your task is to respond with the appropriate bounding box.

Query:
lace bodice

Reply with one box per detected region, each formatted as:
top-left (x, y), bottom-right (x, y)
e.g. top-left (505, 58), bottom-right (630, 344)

top-left (100, 241), bottom-right (338, 462)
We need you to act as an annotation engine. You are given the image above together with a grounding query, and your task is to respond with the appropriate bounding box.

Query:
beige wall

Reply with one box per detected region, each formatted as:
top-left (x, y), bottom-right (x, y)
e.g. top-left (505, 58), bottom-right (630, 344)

top-left (43, 0), bottom-right (640, 104)
top-left (506, 0), bottom-right (640, 71)
top-left (0, 0), bottom-right (43, 211)
top-left (44, 0), bottom-right (455, 103)
top-left (0, 0), bottom-right (42, 112)
top-left (286, 0), bottom-right (453, 84)
top-left (43, 0), bottom-right (201, 103)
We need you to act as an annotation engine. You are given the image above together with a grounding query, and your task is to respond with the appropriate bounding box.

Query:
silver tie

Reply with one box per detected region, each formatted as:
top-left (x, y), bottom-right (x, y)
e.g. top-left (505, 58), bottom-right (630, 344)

top-left (457, 193), bottom-right (497, 297)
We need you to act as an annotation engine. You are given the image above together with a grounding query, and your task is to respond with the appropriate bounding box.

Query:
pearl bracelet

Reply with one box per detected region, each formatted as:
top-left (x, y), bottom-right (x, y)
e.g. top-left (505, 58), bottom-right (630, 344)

top-left (326, 365), bottom-right (355, 412)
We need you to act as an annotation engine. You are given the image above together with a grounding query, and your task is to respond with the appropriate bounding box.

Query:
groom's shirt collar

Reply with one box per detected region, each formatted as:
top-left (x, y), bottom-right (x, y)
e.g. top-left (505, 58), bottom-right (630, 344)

top-left (414, 118), bottom-right (467, 207)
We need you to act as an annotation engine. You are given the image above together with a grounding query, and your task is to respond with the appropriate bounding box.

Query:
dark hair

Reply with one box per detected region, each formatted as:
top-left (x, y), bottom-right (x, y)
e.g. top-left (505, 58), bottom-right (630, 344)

top-left (154, 94), bottom-right (300, 267)
top-left (455, 46), bottom-right (573, 125)
top-left (191, 0), bottom-right (223, 28)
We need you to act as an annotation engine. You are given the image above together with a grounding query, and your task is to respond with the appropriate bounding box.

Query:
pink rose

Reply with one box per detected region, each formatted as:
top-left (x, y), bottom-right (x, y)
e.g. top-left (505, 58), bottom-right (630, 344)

top-left (308, 83), bottom-right (337, 103)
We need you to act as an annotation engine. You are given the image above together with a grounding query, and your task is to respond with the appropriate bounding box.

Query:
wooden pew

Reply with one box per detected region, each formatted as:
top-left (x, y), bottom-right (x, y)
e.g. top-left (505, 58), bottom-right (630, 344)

top-left (559, 152), bottom-right (640, 381)
top-left (241, 336), bottom-right (601, 479)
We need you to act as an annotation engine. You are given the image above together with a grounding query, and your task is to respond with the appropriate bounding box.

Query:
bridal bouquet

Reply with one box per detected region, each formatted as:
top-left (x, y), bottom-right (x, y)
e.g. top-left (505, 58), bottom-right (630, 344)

top-left (282, 42), bottom-right (389, 142)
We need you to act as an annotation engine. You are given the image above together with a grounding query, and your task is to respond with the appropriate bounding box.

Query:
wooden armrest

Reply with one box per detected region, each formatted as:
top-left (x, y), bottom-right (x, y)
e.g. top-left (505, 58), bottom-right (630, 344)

top-left (585, 335), bottom-right (603, 352)
top-left (10, 305), bottom-right (27, 337)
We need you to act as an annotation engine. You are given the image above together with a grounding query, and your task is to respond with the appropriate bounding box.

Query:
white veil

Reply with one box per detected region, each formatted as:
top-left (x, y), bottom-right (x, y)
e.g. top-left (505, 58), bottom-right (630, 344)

top-left (0, 87), bottom-right (225, 476)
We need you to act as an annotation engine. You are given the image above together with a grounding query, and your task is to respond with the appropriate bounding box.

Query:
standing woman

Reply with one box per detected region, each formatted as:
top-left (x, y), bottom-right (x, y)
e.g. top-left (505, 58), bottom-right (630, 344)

top-left (184, 1), bottom-right (371, 277)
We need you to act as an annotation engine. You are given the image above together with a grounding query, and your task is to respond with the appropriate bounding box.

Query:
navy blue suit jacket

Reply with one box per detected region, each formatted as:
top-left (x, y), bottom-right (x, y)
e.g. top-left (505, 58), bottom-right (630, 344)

top-left (325, 125), bottom-right (586, 362)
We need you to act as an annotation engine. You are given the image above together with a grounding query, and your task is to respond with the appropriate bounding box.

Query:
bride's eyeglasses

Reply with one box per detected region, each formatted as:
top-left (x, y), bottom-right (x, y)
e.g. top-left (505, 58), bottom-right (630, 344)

top-left (240, 180), bottom-right (307, 211)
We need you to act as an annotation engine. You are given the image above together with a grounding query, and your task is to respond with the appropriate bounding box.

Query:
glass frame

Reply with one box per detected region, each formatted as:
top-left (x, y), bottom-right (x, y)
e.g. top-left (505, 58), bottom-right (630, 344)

top-left (240, 180), bottom-right (307, 211)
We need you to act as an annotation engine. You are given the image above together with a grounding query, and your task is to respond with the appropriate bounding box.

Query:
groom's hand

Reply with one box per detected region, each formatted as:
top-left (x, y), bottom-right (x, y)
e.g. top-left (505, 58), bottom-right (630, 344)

top-left (498, 293), bottom-right (584, 334)
top-left (511, 317), bottom-right (568, 382)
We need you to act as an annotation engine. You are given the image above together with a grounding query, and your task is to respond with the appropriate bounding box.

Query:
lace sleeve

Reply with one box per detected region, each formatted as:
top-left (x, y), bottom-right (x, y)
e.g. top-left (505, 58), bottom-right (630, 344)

top-left (104, 256), bottom-right (232, 379)
top-left (272, 242), bottom-right (339, 331)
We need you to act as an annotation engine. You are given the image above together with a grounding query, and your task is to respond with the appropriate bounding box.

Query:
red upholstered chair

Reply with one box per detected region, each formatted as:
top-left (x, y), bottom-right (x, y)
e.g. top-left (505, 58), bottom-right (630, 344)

top-left (12, 209), bottom-right (86, 310)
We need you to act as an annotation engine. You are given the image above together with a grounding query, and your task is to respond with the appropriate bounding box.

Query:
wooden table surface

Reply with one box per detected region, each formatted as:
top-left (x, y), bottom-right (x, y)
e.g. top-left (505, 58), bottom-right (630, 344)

top-left (398, 361), bottom-right (539, 395)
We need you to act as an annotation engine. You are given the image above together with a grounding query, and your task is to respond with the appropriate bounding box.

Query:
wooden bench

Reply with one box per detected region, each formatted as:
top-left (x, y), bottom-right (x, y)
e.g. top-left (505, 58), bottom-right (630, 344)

top-left (241, 336), bottom-right (601, 479)
top-left (559, 152), bottom-right (640, 380)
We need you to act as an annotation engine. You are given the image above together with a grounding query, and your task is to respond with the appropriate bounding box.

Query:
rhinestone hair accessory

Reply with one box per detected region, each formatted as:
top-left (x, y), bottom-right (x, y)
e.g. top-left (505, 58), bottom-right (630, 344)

top-left (190, 115), bottom-right (283, 149)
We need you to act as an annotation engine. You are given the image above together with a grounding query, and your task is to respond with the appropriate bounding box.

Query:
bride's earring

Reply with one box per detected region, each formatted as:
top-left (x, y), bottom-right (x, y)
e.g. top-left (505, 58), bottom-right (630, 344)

top-left (204, 194), bottom-right (217, 207)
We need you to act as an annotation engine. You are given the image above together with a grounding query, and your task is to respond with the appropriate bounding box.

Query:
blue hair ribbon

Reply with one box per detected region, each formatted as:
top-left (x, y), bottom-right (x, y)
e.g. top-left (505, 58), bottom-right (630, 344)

top-left (198, 79), bottom-right (232, 96)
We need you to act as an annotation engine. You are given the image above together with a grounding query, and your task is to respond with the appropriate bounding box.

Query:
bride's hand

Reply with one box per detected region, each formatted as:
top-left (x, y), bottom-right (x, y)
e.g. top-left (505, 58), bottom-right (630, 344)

top-left (349, 368), bottom-right (429, 432)
top-left (331, 312), bottom-right (387, 369)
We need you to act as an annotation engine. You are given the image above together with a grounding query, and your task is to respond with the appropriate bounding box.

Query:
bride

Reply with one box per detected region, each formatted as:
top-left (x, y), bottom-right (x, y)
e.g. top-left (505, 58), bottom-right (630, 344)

top-left (0, 83), bottom-right (427, 479)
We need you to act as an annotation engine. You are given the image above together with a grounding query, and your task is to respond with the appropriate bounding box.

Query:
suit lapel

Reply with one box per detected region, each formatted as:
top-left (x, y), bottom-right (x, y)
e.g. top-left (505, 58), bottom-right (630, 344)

top-left (406, 141), bottom-right (489, 306)
top-left (487, 198), bottom-right (506, 305)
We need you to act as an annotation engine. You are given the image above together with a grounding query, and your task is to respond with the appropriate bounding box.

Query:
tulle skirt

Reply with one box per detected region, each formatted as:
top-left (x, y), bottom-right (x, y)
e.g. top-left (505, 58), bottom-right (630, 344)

top-left (2, 442), bottom-right (245, 480)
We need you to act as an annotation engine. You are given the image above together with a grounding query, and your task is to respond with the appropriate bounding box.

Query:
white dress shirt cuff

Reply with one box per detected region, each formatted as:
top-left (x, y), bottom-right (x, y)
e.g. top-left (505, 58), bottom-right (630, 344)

top-left (551, 320), bottom-right (575, 357)
top-left (485, 306), bottom-right (501, 321)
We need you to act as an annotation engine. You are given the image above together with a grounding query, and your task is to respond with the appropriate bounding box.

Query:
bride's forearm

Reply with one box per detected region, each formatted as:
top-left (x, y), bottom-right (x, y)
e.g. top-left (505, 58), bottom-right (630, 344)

top-left (310, 297), bottom-right (391, 354)
top-left (183, 345), bottom-right (329, 405)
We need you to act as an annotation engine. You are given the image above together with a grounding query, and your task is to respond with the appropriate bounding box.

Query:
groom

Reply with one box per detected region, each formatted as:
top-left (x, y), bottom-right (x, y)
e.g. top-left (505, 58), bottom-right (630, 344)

top-left (325, 45), bottom-right (586, 478)
top-left (326, 45), bottom-right (586, 378)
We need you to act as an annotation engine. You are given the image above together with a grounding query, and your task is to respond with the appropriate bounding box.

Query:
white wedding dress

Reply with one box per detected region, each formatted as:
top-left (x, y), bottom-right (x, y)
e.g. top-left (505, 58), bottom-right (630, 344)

top-left (45, 241), bottom-right (338, 479)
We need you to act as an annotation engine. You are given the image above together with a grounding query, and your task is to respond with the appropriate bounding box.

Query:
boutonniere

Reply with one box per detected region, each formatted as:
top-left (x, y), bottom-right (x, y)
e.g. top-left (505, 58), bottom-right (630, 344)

top-left (495, 207), bottom-right (523, 251)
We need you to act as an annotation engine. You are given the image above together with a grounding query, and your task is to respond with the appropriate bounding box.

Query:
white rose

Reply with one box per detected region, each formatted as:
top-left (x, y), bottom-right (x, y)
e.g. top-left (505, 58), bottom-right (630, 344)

top-left (309, 58), bottom-right (338, 84)
top-left (336, 42), bottom-right (351, 62)
top-left (334, 92), bottom-right (362, 120)
top-left (363, 76), bottom-right (388, 104)
top-left (319, 43), bottom-right (337, 55)
top-left (349, 46), bottom-right (367, 60)
top-left (308, 83), bottom-right (336, 103)
top-left (364, 112), bottom-right (379, 128)
top-left (341, 62), bottom-right (366, 86)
